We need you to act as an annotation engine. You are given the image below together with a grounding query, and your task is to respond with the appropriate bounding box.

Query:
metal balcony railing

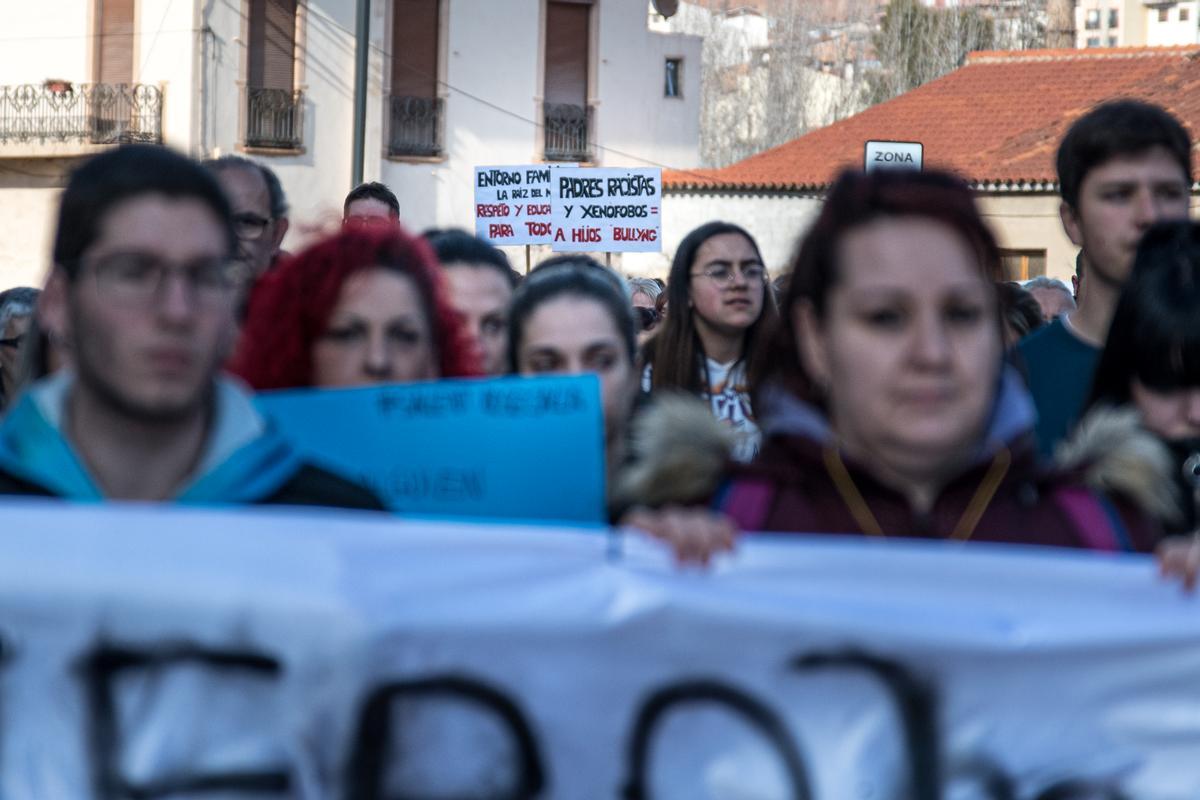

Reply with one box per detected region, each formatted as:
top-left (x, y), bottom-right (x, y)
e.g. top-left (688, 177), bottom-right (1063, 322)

top-left (543, 102), bottom-right (592, 162)
top-left (0, 83), bottom-right (163, 145)
top-left (388, 95), bottom-right (443, 157)
top-left (244, 87), bottom-right (304, 150)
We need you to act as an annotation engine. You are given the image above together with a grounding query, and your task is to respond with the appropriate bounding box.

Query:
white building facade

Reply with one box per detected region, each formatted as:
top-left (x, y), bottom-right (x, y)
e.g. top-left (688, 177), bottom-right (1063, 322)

top-left (0, 0), bottom-right (702, 288)
top-left (1075, 0), bottom-right (1200, 48)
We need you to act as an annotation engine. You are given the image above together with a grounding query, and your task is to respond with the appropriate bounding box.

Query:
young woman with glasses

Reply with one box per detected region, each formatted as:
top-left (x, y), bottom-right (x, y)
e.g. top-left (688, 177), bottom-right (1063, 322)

top-left (642, 222), bottom-right (778, 462)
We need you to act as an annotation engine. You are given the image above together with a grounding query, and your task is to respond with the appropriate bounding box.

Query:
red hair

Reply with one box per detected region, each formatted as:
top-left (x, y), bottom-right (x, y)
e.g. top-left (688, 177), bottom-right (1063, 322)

top-left (229, 226), bottom-right (480, 389)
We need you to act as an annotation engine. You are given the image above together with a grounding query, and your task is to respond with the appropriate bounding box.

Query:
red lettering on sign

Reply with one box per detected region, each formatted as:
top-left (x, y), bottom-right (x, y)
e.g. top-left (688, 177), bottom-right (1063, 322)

top-left (476, 204), bottom-right (510, 217)
top-left (613, 228), bottom-right (658, 242)
top-left (527, 204), bottom-right (551, 216)
top-left (525, 221), bottom-right (552, 236)
top-left (571, 227), bottom-right (602, 243)
top-left (488, 224), bottom-right (515, 238)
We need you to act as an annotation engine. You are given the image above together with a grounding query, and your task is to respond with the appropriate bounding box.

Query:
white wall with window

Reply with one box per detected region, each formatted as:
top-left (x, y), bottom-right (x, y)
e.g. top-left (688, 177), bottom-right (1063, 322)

top-left (0, 0), bottom-right (702, 289)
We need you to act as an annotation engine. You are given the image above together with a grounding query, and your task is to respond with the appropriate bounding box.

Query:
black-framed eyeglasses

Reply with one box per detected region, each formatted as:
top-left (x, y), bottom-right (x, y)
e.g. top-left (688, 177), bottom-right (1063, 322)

top-left (79, 251), bottom-right (241, 308)
top-left (0, 334), bottom-right (23, 350)
top-left (691, 263), bottom-right (766, 284)
top-left (232, 212), bottom-right (272, 241)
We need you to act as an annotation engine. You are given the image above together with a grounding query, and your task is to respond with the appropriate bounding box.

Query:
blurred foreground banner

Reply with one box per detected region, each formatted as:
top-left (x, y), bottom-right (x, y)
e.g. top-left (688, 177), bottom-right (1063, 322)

top-left (1, 500), bottom-right (1198, 800)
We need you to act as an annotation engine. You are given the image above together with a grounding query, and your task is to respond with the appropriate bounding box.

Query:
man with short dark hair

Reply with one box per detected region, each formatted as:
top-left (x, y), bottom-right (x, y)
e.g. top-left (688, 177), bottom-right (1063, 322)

top-left (1018, 100), bottom-right (1193, 457)
top-left (202, 155), bottom-right (290, 283)
top-left (425, 229), bottom-right (518, 375)
top-left (343, 181), bottom-right (400, 228)
top-left (0, 145), bottom-right (381, 508)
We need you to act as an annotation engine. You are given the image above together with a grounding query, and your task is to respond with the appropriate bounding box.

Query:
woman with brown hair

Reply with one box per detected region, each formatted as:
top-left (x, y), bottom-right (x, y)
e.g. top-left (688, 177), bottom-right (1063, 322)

top-left (642, 222), bottom-right (778, 461)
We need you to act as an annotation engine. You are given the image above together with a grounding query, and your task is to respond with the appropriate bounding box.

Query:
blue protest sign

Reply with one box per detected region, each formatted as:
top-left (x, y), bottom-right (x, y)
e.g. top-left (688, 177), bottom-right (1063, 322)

top-left (256, 375), bottom-right (606, 523)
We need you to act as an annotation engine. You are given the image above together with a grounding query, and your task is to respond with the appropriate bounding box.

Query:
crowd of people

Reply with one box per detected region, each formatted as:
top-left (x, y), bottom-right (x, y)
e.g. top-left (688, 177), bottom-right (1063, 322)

top-left (0, 98), bottom-right (1198, 585)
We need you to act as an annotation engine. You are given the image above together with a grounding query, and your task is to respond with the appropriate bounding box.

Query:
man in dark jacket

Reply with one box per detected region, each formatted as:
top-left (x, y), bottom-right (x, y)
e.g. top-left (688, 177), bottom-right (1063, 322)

top-left (0, 145), bottom-right (381, 510)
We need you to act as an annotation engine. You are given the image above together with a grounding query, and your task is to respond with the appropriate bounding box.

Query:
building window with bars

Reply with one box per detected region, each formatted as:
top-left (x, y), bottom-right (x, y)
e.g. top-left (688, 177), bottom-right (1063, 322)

top-left (244, 0), bottom-right (304, 150)
top-left (388, 0), bottom-right (443, 158)
top-left (543, 0), bottom-right (592, 162)
top-left (665, 58), bottom-right (681, 98)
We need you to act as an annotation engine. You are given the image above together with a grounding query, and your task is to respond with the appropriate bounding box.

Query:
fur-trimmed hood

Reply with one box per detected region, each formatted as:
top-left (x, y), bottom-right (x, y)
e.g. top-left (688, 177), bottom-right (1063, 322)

top-left (618, 385), bottom-right (1179, 530)
top-left (613, 392), bottom-right (734, 512)
top-left (1055, 405), bottom-right (1181, 526)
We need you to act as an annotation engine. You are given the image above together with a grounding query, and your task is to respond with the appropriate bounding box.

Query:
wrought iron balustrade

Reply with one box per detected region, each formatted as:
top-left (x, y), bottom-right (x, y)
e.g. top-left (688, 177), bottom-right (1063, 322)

top-left (543, 102), bottom-right (592, 162)
top-left (0, 83), bottom-right (162, 145)
top-left (244, 88), bottom-right (304, 150)
top-left (387, 95), bottom-right (443, 157)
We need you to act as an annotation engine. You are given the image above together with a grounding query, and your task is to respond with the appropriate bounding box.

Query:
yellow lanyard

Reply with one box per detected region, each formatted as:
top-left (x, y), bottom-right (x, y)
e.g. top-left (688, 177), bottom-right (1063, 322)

top-left (822, 446), bottom-right (1012, 542)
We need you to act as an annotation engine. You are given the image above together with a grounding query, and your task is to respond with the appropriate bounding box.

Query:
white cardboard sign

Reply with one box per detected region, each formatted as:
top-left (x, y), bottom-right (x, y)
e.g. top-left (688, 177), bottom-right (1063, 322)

top-left (474, 165), bottom-right (558, 245)
top-left (550, 167), bottom-right (662, 252)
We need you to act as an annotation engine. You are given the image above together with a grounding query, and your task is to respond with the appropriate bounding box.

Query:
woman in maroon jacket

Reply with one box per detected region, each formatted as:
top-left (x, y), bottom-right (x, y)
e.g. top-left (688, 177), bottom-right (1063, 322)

top-left (624, 169), bottom-right (1176, 557)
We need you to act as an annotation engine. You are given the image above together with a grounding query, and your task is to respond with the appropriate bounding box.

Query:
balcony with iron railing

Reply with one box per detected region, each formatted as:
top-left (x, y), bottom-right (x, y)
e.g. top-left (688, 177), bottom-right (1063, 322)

top-left (387, 95), bottom-right (443, 159)
top-left (543, 102), bottom-right (593, 162)
top-left (0, 82), bottom-right (163, 156)
top-left (243, 87), bottom-right (304, 151)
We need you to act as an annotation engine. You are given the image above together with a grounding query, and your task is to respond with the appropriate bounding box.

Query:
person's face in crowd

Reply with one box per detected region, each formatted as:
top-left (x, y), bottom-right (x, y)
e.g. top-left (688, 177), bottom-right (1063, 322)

top-left (312, 267), bottom-right (437, 387)
top-left (42, 194), bottom-right (237, 421)
top-left (1061, 147), bottom-right (1191, 289)
top-left (516, 295), bottom-right (637, 445)
top-left (344, 198), bottom-right (398, 230)
top-left (0, 312), bottom-right (31, 399)
top-left (632, 291), bottom-right (660, 345)
top-left (797, 216), bottom-right (1001, 480)
top-left (1131, 381), bottom-right (1200, 441)
top-left (688, 233), bottom-right (765, 342)
top-left (631, 291), bottom-right (655, 309)
top-left (1028, 286), bottom-right (1075, 322)
top-left (443, 263), bottom-right (513, 376)
top-left (216, 166), bottom-right (287, 282)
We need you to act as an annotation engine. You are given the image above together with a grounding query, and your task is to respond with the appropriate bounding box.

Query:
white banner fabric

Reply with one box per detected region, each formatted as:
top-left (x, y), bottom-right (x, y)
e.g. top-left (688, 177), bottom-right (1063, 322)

top-left (0, 500), bottom-right (1198, 799)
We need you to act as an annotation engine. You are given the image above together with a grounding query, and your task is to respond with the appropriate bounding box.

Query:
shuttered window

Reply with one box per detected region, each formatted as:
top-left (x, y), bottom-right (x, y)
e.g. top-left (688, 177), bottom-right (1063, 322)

top-left (248, 0), bottom-right (297, 90)
top-left (392, 0), bottom-right (439, 98)
top-left (96, 0), bottom-right (135, 86)
top-left (544, 0), bottom-right (589, 106)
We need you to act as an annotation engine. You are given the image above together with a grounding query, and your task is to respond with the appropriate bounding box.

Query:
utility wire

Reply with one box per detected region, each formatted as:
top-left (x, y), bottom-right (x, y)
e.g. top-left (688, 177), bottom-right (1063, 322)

top-left (308, 13), bottom-right (717, 182)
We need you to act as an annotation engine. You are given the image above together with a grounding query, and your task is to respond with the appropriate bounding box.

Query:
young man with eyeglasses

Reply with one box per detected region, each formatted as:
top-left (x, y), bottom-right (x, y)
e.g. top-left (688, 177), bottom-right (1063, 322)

top-left (0, 145), bottom-right (381, 508)
top-left (202, 156), bottom-right (290, 285)
top-left (0, 286), bottom-right (38, 412)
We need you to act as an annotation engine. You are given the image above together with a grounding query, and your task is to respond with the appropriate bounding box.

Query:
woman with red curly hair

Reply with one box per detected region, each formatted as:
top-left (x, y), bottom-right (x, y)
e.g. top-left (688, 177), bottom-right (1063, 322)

top-left (229, 226), bottom-right (479, 388)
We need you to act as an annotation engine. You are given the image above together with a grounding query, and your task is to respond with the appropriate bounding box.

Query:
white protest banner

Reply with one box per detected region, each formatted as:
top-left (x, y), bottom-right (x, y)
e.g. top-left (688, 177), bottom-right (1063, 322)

top-left (1, 500), bottom-right (1199, 799)
top-left (550, 166), bottom-right (662, 252)
top-left (474, 165), bottom-right (557, 245)
top-left (865, 140), bottom-right (924, 172)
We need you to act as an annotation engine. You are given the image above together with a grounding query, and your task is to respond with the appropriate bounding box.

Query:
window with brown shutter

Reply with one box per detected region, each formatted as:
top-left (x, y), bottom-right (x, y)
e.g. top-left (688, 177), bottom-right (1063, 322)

top-left (544, 0), bottom-right (589, 107)
top-left (248, 0), bottom-right (297, 91)
top-left (392, 0), bottom-right (438, 99)
top-left (543, 0), bottom-right (591, 160)
top-left (388, 0), bottom-right (442, 157)
top-left (244, 0), bottom-right (303, 149)
top-left (96, 0), bottom-right (135, 86)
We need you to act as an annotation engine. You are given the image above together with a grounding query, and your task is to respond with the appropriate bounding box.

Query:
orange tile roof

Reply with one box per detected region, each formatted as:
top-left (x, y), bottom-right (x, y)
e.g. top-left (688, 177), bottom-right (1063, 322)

top-left (665, 46), bottom-right (1200, 192)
